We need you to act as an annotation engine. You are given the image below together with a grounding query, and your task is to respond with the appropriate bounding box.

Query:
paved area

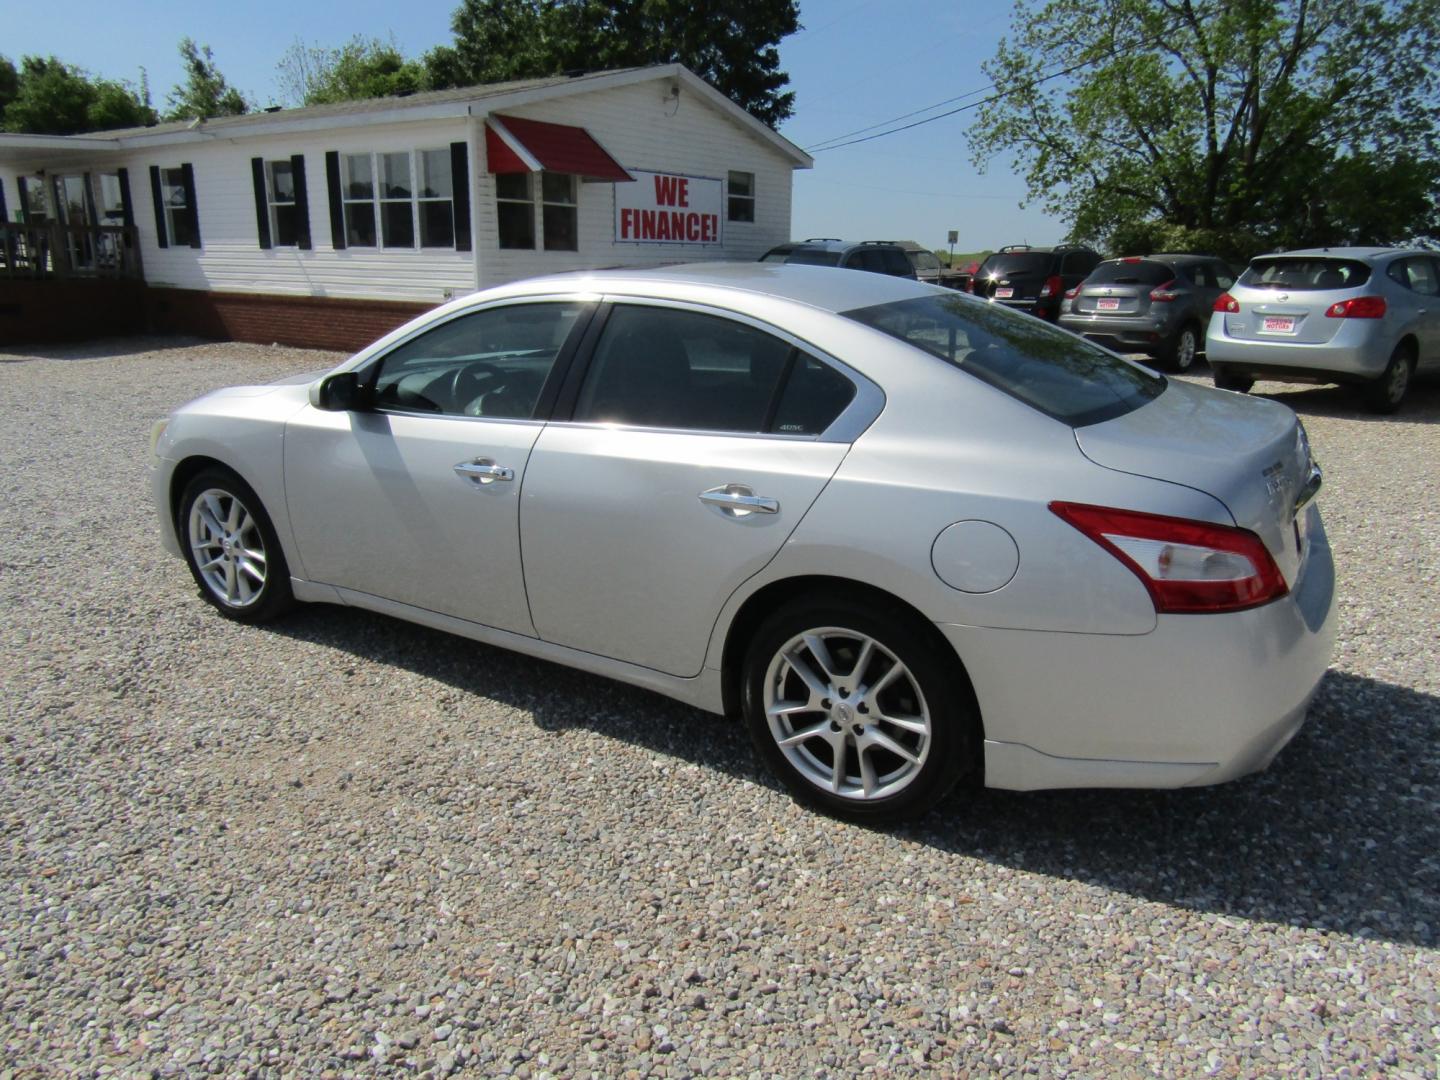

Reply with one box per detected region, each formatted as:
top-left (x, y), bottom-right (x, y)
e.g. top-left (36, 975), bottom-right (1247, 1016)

top-left (1, 338), bottom-right (1436, 1077)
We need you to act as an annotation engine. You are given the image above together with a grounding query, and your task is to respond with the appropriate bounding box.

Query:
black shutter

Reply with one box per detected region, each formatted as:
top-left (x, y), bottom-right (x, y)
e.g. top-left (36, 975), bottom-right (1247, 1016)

top-left (450, 141), bottom-right (471, 252)
top-left (17, 176), bottom-right (31, 220)
top-left (325, 151), bottom-right (346, 250)
top-left (250, 157), bottom-right (271, 249)
top-left (0, 177), bottom-right (7, 223)
top-left (149, 165), bottom-right (168, 248)
top-left (180, 163), bottom-right (201, 248)
top-left (117, 168), bottom-right (135, 229)
top-left (291, 154), bottom-right (312, 250)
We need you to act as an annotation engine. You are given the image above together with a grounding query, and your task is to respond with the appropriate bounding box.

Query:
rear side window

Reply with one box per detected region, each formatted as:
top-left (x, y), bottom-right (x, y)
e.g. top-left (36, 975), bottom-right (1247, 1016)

top-left (843, 293), bottom-right (1164, 427)
top-left (1387, 257), bottom-right (1440, 296)
top-left (573, 305), bottom-right (854, 435)
top-left (1240, 258), bottom-right (1371, 290)
top-left (880, 248), bottom-right (914, 276)
top-left (782, 248), bottom-right (843, 267)
top-left (982, 251), bottom-right (1053, 277)
top-left (1086, 259), bottom-right (1175, 286)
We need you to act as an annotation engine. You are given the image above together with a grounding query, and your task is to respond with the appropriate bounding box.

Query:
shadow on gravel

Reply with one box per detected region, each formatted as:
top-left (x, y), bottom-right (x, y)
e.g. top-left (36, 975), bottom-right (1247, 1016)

top-left (1246, 377), bottom-right (1440, 424)
top-left (0, 335), bottom-right (215, 362)
top-left (269, 605), bottom-right (1438, 948)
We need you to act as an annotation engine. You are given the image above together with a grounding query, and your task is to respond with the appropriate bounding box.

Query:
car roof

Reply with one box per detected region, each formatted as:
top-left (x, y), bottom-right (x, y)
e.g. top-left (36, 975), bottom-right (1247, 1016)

top-left (1252, 246), bottom-right (1417, 262)
top-left (769, 239), bottom-right (903, 254)
top-left (481, 261), bottom-right (937, 314)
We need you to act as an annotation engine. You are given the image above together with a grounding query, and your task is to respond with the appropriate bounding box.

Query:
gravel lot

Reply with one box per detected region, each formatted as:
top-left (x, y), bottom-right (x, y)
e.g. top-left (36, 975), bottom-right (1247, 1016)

top-left (1, 337), bottom-right (1437, 1078)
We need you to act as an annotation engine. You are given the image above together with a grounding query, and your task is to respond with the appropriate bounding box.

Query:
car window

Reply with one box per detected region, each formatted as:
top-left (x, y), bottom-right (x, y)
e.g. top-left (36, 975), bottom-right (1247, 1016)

top-left (1060, 250), bottom-right (1097, 275)
top-left (983, 252), bottom-right (1052, 278)
top-left (1087, 259), bottom-right (1174, 286)
top-left (881, 248), bottom-right (915, 276)
top-left (372, 303), bottom-right (587, 418)
top-left (848, 249), bottom-right (885, 273)
top-left (1240, 258), bottom-right (1371, 290)
top-left (1388, 257), bottom-right (1440, 296)
top-left (574, 305), bottom-right (849, 435)
top-left (782, 248), bottom-right (843, 267)
top-left (843, 293), bottom-right (1164, 427)
top-left (759, 249), bottom-right (793, 264)
top-left (1213, 263), bottom-right (1236, 289)
top-left (911, 251), bottom-right (942, 272)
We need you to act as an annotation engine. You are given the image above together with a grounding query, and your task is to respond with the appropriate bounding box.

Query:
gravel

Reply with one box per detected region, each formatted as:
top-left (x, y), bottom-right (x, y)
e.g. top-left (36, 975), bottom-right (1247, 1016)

top-left (1, 337), bottom-right (1437, 1077)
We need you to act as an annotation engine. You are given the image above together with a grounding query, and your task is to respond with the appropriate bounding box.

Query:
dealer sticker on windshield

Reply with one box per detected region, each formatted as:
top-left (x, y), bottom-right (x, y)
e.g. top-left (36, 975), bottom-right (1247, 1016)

top-left (1262, 316), bottom-right (1296, 333)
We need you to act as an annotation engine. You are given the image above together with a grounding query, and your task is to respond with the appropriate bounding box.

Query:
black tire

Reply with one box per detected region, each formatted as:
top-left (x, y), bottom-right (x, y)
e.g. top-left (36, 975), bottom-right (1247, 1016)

top-left (1362, 345), bottom-right (1414, 414)
top-left (177, 467), bottom-right (295, 623)
top-left (741, 595), bottom-right (979, 822)
top-left (1212, 365), bottom-right (1254, 394)
top-left (1166, 322), bottom-right (1201, 373)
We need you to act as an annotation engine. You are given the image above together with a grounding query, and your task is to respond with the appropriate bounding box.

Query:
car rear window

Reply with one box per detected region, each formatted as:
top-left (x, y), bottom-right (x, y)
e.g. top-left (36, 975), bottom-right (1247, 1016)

top-left (1240, 258), bottom-right (1371, 291)
top-left (1086, 259), bottom-right (1174, 286)
top-left (981, 252), bottom-right (1052, 277)
top-left (781, 249), bottom-right (843, 267)
top-left (842, 294), bottom-right (1164, 427)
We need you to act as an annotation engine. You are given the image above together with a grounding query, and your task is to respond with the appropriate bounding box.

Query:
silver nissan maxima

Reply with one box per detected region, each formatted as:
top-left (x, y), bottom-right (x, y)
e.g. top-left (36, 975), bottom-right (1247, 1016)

top-left (150, 264), bottom-right (1334, 821)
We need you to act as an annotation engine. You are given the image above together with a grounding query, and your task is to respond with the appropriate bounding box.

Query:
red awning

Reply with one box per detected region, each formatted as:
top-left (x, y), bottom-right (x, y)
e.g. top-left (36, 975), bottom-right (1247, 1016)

top-left (485, 115), bottom-right (633, 183)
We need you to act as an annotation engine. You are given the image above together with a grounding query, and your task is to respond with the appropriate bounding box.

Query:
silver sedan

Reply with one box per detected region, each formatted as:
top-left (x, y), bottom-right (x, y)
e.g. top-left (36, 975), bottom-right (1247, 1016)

top-left (150, 264), bottom-right (1335, 821)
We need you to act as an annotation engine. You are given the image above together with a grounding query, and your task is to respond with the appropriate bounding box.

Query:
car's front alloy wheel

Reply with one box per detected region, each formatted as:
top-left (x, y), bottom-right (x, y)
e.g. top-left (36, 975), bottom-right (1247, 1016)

top-left (179, 468), bottom-right (294, 623)
top-left (742, 598), bottom-right (977, 821)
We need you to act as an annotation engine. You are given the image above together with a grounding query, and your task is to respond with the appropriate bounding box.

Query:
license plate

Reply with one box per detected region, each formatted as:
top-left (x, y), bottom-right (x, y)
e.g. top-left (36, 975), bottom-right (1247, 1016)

top-left (995, 287), bottom-right (1014, 299)
top-left (1262, 315), bottom-right (1295, 333)
top-left (1097, 297), bottom-right (1120, 311)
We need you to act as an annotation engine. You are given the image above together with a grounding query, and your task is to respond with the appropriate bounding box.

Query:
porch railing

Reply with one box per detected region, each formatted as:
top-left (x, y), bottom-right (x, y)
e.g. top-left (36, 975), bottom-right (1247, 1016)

top-left (0, 222), bottom-right (143, 281)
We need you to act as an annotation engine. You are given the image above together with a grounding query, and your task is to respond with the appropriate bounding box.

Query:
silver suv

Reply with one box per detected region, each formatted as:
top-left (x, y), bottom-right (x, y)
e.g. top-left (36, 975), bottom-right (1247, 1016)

top-left (1060, 254), bottom-right (1235, 371)
top-left (1206, 246), bottom-right (1440, 412)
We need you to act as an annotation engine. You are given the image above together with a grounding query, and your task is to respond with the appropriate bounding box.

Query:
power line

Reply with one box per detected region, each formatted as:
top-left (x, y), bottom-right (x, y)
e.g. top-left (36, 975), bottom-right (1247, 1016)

top-left (805, 12), bottom-right (1197, 154)
top-left (804, 81), bottom-right (999, 152)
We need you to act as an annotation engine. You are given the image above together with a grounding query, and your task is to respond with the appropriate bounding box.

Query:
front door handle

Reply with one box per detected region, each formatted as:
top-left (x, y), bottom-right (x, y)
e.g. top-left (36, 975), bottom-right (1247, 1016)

top-left (699, 484), bottom-right (779, 517)
top-left (454, 458), bottom-right (515, 484)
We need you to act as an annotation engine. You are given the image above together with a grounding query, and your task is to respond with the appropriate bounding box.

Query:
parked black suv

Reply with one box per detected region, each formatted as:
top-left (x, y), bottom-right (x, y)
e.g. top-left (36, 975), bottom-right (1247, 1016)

top-left (969, 244), bottom-right (1102, 320)
top-left (760, 239), bottom-right (917, 279)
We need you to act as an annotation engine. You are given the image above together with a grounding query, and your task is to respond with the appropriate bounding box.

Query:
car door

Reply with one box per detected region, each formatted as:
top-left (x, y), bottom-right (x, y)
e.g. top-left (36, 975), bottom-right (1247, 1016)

top-left (284, 299), bottom-right (592, 636)
top-left (520, 300), bottom-right (869, 677)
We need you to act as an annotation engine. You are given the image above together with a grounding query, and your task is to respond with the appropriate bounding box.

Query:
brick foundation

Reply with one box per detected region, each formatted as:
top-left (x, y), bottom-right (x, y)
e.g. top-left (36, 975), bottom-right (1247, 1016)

top-left (0, 279), bottom-right (148, 347)
top-left (144, 288), bottom-right (438, 353)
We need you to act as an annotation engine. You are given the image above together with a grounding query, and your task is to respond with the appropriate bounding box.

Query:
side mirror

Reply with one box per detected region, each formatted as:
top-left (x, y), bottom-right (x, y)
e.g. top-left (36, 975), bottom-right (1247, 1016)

top-left (310, 371), bottom-right (366, 411)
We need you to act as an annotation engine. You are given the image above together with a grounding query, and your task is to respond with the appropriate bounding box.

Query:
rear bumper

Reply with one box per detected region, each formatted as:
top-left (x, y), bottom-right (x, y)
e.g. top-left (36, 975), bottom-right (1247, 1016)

top-left (1206, 322), bottom-right (1390, 380)
top-left (1059, 313), bottom-right (1178, 354)
top-left (952, 507), bottom-right (1336, 791)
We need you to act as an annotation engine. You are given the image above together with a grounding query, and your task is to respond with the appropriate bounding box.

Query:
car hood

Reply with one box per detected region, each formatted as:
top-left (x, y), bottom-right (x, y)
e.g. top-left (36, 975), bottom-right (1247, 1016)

top-left (270, 369), bottom-right (331, 386)
top-left (1074, 379), bottom-right (1315, 584)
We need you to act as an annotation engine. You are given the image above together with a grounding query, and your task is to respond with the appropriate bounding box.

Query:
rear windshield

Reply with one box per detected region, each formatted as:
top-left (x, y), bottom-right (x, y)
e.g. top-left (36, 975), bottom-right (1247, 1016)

top-left (1240, 258), bottom-right (1371, 291)
top-left (1086, 259), bottom-right (1174, 286)
top-left (843, 294), bottom-right (1164, 427)
top-left (982, 252), bottom-right (1052, 277)
top-left (911, 251), bottom-right (942, 272)
top-left (780, 249), bottom-right (843, 267)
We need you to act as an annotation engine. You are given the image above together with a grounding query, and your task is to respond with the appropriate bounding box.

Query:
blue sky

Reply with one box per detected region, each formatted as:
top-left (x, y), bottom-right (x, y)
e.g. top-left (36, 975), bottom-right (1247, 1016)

top-left (6, 0), bottom-right (1067, 251)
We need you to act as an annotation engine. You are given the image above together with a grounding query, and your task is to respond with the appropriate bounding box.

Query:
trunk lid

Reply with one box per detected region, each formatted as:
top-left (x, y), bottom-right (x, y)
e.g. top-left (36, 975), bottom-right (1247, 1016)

top-left (1073, 379), bottom-right (1316, 585)
top-left (1223, 255), bottom-right (1372, 344)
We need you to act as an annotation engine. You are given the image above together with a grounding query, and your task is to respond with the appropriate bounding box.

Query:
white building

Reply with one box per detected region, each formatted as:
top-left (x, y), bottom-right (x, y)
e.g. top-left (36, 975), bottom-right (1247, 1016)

top-left (0, 65), bottom-right (811, 349)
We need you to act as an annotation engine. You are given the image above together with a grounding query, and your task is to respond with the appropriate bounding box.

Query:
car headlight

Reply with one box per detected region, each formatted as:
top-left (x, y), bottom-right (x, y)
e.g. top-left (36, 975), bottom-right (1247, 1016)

top-left (149, 418), bottom-right (171, 459)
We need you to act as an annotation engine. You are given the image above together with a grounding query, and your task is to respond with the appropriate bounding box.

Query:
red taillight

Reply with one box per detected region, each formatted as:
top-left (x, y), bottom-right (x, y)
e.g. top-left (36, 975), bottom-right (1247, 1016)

top-left (965, 278), bottom-right (975, 293)
top-left (1049, 502), bottom-right (1288, 614)
top-left (1148, 279), bottom-right (1180, 302)
top-left (1064, 283), bottom-right (1082, 300)
top-left (1325, 295), bottom-right (1387, 318)
top-left (1214, 292), bottom-right (1240, 313)
top-left (1038, 274), bottom-right (1063, 299)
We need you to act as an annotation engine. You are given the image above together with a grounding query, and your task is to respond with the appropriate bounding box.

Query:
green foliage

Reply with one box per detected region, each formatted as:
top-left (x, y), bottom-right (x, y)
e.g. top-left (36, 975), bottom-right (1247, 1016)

top-left (970, 0), bottom-right (1440, 254)
top-left (277, 36), bottom-right (430, 106)
top-left (165, 38), bottom-right (249, 121)
top-left (1, 54), bottom-right (156, 134)
top-left (425, 0), bottom-right (800, 127)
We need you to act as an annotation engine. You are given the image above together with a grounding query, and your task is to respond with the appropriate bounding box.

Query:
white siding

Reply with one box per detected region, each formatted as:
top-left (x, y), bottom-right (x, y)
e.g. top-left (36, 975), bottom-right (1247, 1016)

top-left (471, 80), bottom-right (796, 289)
top-left (1, 72), bottom-right (800, 302)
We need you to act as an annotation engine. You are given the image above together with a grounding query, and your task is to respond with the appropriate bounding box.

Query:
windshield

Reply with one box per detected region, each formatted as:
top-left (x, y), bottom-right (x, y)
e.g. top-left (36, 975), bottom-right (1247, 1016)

top-left (1086, 259), bottom-right (1174, 286)
top-left (842, 294), bottom-right (1165, 426)
top-left (911, 251), bottom-right (942, 272)
top-left (1240, 258), bottom-right (1371, 291)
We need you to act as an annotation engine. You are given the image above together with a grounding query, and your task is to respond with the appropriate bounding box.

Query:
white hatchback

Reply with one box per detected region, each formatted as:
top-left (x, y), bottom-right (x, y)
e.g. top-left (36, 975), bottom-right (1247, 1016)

top-left (151, 264), bottom-right (1335, 821)
top-left (1206, 246), bottom-right (1440, 412)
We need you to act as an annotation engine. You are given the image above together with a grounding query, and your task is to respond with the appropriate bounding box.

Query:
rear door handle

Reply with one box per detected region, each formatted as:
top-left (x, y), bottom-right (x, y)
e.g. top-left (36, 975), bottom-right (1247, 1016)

top-left (699, 485), bottom-right (779, 517)
top-left (454, 458), bottom-right (514, 484)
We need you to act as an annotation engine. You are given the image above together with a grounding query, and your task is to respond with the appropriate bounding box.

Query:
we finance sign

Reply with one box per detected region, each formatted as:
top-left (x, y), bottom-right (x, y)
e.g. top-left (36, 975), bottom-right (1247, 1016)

top-left (615, 170), bottom-right (723, 246)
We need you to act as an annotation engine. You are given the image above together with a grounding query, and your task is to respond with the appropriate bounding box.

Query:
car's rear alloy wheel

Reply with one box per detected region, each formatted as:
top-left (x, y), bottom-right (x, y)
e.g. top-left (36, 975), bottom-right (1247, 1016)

top-left (1169, 324), bottom-right (1199, 372)
top-left (742, 598), bottom-right (977, 821)
top-left (1363, 346), bottom-right (1413, 414)
top-left (179, 468), bottom-right (294, 623)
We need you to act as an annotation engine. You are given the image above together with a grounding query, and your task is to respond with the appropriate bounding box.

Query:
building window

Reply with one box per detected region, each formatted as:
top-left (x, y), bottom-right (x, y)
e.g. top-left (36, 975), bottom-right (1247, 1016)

top-left (417, 148), bottom-right (455, 248)
top-left (97, 173), bottom-right (126, 225)
top-left (266, 160), bottom-right (299, 247)
top-left (341, 149), bottom-right (456, 249)
top-left (728, 171), bottom-right (755, 223)
top-left (541, 173), bottom-right (577, 251)
top-left (496, 173), bottom-right (535, 250)
top-left (162, 167), bottom-right (196, 247)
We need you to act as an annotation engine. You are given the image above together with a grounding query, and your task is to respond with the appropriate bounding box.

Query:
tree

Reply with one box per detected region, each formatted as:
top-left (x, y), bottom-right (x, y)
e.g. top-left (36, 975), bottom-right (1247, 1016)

top-left (425, 0), bottom-right (800, 127)
top-left (166, 38), bottom-right (249, 121)
top-left (2, 55), bottom-right (156, 134)
top-left (277, 36), bottom-right (429, 106)
top-left (969, 0), bottom-right (1440, 257)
